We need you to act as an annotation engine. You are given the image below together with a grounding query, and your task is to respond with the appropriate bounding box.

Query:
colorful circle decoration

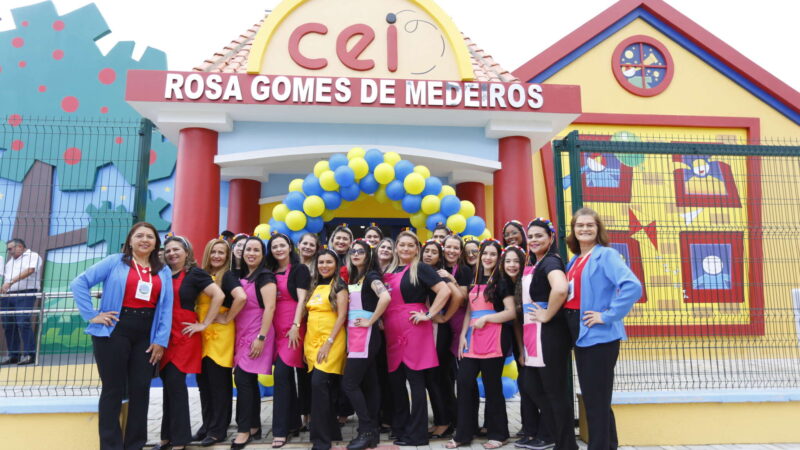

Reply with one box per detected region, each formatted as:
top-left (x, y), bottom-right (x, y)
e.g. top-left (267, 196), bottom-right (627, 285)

top-left (612, 35), bottom-right (674, 97)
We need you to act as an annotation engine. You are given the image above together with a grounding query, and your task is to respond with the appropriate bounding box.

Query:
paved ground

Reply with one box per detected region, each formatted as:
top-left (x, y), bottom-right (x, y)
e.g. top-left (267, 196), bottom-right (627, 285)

top-left (147, 388), bottom-right (800, 450)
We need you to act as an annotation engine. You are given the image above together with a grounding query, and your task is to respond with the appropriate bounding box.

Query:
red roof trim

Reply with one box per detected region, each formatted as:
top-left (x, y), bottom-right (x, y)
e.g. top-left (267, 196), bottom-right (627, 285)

top-left (513, 0), bottom-right (800, 115)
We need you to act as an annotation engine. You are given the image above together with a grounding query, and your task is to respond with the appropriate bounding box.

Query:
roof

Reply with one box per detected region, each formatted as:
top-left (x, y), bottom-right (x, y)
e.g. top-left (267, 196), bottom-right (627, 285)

top-left (193, 18), bottom-right (519, 82)
top-left (512, 0), bottom-right (800, 122)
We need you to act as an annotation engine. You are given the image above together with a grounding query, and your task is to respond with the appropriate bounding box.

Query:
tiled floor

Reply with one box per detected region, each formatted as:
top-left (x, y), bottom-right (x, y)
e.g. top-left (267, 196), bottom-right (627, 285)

top-left (146, 388), bottom-right (800, 449)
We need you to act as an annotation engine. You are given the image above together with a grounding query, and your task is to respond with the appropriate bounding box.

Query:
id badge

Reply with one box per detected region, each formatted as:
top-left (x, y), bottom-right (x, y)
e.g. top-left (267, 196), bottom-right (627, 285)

top-left (567, 279), bottom-right (575, 302)
top-left (135, 280), bottom-right (153, 301)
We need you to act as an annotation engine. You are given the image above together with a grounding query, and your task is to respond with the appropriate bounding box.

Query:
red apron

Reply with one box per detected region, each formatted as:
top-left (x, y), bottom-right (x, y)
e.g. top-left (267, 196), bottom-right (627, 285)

top-left (521, 266), bottom-right (544, 367)
top-left (161, 271), bottom-right (202, 373)
top-left (273, 264), bottom-right (306, 368)
top-left (382, 265), bottom-right (439, 372)
top-left (463, 284), bottom-right (503, 359)
top-left (346, 280), bottom-right (373, 359)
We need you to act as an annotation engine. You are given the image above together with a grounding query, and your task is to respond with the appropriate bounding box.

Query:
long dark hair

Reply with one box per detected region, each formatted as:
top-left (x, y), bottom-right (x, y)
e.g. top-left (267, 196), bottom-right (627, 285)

top-left (421, 239), bottom-right (444, 270)
top-left (471, 239), bottom-right (502, 289)
top-left (238, 236), bottom-right (269, 281)
top-left (122, 222), bottom-right (164, 272)
top-left (346, 239), bottom-right (379, 284)
top-left (230, 233), bottom-right (248, 270)
top-left (309, 248), bottom-right (348, 311)
top-left (265, 232), bottom-right (300, 271)
top-left (442, 234), bottom-right (465, 269)
top-left (490, 245), bottom-right (526, 314)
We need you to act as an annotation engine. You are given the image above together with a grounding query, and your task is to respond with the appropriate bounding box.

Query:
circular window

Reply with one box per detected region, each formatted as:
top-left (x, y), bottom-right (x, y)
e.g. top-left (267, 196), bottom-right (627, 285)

top-left (612, 35), bottom-right (674, 97)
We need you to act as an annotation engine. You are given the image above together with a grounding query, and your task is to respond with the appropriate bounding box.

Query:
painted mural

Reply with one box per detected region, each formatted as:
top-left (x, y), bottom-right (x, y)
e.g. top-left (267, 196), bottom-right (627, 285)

top-left (0, 1), bottom-right (176, 351)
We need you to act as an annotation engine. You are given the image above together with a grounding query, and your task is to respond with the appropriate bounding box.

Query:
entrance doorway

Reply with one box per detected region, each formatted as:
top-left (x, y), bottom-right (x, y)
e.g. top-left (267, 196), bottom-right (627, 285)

top-left (321, 217), bottom-right (411, 244)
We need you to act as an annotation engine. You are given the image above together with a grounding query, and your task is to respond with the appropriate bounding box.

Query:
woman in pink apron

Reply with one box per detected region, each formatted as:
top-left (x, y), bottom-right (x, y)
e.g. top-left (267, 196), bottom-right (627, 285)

top-left (266, 233), bottom-right (312, 448)
top-left (232, 237), bottom-right (277, 449)
top-left (155, 235), bottom-right (223, 450)
top-left (342, 239), bottom-right (391, 449)
top-left (382, 230), bottom-right (450, 446)
top-left (518, 218), bottom-right (575, 450)
top-left (449, 239), bottom-right (516, 449)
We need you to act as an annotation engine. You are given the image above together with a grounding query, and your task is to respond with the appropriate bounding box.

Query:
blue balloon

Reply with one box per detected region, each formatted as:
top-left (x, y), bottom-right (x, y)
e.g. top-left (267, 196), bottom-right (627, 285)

top-left (274, 220), bottom-right (290, 235)
top-left (393, 160), bottom-right (415, 181)
top-left (359, 173), bottom-right (379, 194)
top-left (285, 192), bottom-right (306, 211)
top-left (364, 148), bottom-right (384, 169)
top-left (259, 385), bottom-right (274, 398)
top-left (329, 153), bottom-right (348, 170)
top-left (340, 182), bottom-right (360, 201)
top-left (502, 377), bottom-right (518, 399)
top-left (440, 195), bottom-right (461, 216)
top-left (321, 191), bottom-right (342, 210)
top-left (302, 174), bottom-right (323, 196)
top-left (422, 176), bottom-right (443, 196)
top-left (426, 212), bottom-right (447, 231)
top-left (477, 377), bottom-right (485, 399)
top-left (465, 216), bottom-right (486, 236)
top-left (291, 229), bottom-right (307, 243)
top-left (386, 180), bottom-right (406, 201)
top-left (306, 216), bottom-right (324, 233)
top-left (402, 194), bottom-right (422, 214)
top-left (268, 218), bottom-right (278, 228)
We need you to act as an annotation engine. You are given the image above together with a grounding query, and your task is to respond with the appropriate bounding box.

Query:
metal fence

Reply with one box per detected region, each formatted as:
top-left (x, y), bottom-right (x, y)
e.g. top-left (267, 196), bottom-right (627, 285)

top-left (1, 116), bottom-right (150, 396)
top-left (553, 131), bottom-right (800, 391)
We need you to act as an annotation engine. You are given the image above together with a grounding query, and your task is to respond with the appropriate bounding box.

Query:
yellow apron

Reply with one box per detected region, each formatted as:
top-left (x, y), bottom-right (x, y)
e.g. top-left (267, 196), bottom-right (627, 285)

top-left (196, 276), bottom-right (234, 367)
top-left (304, 282), bottom-right (346, 375)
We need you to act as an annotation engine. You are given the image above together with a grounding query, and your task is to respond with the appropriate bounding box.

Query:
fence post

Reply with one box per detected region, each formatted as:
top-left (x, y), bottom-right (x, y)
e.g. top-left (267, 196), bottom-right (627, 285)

top-left (132, 119), bottom-right (153, 223)
top-left (566, 130), bottom-right (583, 213)
top-left (553, 137), bottom-right (569, 262)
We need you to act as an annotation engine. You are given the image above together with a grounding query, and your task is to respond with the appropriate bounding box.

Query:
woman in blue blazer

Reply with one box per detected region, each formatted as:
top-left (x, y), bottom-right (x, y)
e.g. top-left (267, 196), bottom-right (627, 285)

top-left (71, 222), bottom-right (173, 450)
top-left (564, 208), bottom-right (641, 450)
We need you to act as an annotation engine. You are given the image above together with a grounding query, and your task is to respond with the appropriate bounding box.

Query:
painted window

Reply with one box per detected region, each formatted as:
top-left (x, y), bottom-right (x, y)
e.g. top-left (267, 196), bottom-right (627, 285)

top-left (608, 231), bottom-right (648, 303)
top-left (612, 35), bottom-right (674, 97)
top-left (680, 231), bottom-right (744, 303)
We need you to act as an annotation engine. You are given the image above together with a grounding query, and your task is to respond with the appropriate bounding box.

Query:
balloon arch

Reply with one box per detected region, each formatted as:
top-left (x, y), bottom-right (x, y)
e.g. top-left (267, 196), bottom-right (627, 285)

top-left (254, 147), bottom-right (491, 242)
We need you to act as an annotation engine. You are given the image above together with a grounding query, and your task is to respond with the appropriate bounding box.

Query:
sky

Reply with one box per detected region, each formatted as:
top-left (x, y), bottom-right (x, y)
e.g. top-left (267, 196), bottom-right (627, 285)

top-left (1, 0), bottom-right (799, 92)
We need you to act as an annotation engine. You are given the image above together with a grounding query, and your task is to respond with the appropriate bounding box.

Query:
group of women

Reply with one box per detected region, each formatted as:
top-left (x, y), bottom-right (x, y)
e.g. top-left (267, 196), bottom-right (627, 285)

top-left (71, 207), bottom-right (641, 450)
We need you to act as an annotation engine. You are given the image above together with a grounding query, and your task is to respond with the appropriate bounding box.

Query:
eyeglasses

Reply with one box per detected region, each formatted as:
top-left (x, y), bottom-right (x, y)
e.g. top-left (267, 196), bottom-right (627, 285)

top-left (466, 249), bottom-right (480, 256)
top-left (6, 247), bottom-right (13, 252)
top-left (349, 248), bottom-right (366, 256)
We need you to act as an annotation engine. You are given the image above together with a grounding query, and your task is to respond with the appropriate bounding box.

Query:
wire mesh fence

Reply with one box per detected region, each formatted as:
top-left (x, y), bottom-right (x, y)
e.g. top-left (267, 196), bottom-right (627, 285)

top-left (553, 131), bottom-right (800, 392)
top-left (1, 115), bottom-right (148, 396)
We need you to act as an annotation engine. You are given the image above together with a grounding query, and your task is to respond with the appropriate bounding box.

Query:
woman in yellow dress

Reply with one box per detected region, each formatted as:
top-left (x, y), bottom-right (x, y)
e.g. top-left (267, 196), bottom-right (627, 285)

top-left (194, 238), bottom-right (246, 446)
top-left (297, 248), bottom-right (349, 450)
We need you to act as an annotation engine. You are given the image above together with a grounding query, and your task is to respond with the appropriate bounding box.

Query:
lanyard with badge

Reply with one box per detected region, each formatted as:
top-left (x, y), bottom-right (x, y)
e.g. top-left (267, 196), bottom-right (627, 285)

top-left (567, 250), bottom-right (592, 302)
top-left (134, 260), bottom-right (153, 302)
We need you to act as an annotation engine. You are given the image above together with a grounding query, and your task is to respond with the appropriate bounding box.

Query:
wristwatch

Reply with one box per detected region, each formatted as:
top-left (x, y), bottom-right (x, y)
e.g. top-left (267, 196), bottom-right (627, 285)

top-left (292, 322), bottom-right (300, 328)
top-left (425, 312), bottom-right (432, 319)
top-left (257, 334), bottom-right (266, 341)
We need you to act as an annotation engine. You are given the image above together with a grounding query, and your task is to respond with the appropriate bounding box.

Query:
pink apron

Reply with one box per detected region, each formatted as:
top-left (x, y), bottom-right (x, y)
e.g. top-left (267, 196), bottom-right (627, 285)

top-left (234, 278), bottom-right (275, 374)
top-left (347, 281), bottom-right (373, 359)
top-left (273, 265), bottom-right (306, 368)
top-left (521, 266), bottom-right (544, 367)
top-left (382, 265), bottom-right (439, 372)
top-left (463, 284), bottom-right (503, 359)
top-left (446, 265), bottom-right (467, 357)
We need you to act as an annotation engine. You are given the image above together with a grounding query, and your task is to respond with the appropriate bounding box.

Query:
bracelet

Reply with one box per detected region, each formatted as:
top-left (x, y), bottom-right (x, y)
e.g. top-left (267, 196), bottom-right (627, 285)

top-left (326, 337), bottom-right (334, 344)
top-left (292, 322), bottom-right (300, 328)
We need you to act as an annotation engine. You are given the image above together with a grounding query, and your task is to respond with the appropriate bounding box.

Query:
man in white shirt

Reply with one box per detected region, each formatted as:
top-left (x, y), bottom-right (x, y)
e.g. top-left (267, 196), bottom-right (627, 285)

top-left (1, 239), bottom-right (43, 365)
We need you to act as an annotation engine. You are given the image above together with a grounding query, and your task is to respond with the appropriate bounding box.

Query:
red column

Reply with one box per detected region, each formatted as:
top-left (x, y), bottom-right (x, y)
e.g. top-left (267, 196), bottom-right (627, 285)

top-left (456, 182), bottom-right (486, 220)
top-left (493, 136), bottom-right (535, 238)
top-left (173, 128), bottom-right (219, 249)
top-left (227, 179), bottom-right (261, 234)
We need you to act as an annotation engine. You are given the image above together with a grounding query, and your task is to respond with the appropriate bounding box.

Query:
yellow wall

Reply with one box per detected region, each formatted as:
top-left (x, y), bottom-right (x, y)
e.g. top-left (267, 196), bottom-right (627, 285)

top-left (0, 413), bottom-right (101, 449)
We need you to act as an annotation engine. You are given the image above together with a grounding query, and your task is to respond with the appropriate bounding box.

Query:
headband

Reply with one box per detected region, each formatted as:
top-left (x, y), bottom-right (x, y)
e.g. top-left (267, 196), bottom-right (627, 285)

top-left (528, 217), bottom-right (556, 234)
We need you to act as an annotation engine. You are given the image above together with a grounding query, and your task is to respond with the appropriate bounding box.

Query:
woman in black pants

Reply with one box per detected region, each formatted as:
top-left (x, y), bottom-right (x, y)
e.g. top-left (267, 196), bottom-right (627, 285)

top-left (518, 218), bottom-right (573, 450)
top-left (71, 222), bottom-right (173, 450)
top-left (342, 239), bottom-right (391, 449)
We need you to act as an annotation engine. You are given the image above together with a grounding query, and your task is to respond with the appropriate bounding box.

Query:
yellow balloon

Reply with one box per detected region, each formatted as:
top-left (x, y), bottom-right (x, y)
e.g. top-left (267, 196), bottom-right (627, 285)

top-left (410, 211), bottom-right (427, 229)
top-left (322, 210), bottom-right (336, 222)
top-left (373, 163), bottom-right (395, 184)
top-left (272, 203), bottom-right (289, 222)
top-left (258, 372), bottom-right (274, 387)
top-left (347, 147), bottom-right (366, 160)
top-left (392, 200), bottom-right (403, 211)
top-left (479, 228), bottom-right (492, 240)
top-left (421, 195), bottom-right (441, 215)
top-left (384, 151), bottom-right (401, 166)
top-left (446, 214), bottom-right (467, 234)
top-left (348, 157), bottom-right (369, 179)
top-left (303, 195), bottom-right (325, 217)
top-left (253, 223), bottom-right (271, 239)
top-left (459, 200), bottom-right (476, 218)
top-left (501, 362), bottom-right (518, 380)
top-left (313, 160), bottom-right (329, 177)
top-left (374, 186), bottom-right (389, 204)
top-left (403, 173), bottom-right (425, 195)
top-left (438, 185), bottom-right (456, 198)
top-left (319, 170), bottom-right (339, 191)
top-left (285, 210), bottom-right (307, 231)
top-left (288, 178), bottom-right (304, 193)
top-left (413, 165), bottom-right (430, 178)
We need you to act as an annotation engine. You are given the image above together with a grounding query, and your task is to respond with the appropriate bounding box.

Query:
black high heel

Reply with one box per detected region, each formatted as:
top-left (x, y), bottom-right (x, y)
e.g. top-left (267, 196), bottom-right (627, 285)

top-left (230, 435), bottom-right (253, 450)
top-left (251, 428), bottom-right (263, 440)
